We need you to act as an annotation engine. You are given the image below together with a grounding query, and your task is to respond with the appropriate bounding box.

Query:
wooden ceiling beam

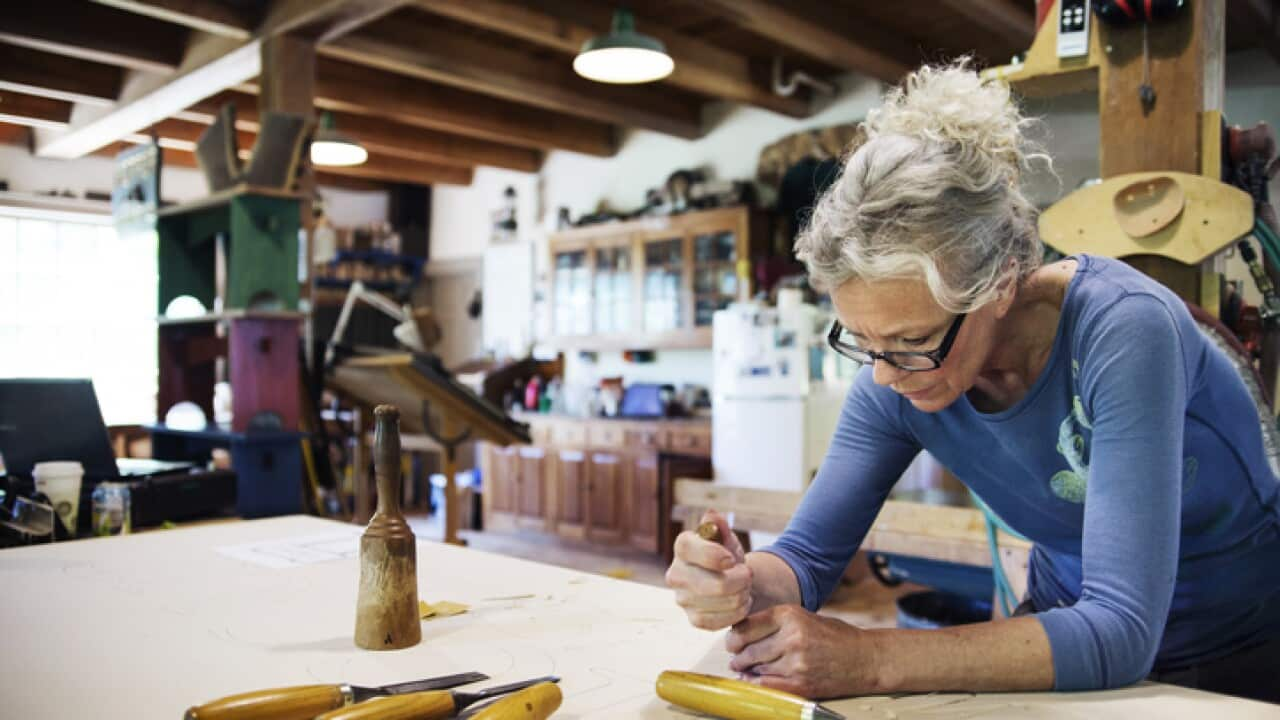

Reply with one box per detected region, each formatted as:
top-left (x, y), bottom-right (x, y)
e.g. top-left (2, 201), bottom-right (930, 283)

top-left (97, 139), bottom-right (471, 187)
top-left (697, 0), bottom-right (915, 84)
top-left (32, 0), bottom-right (404, 160)
top-left (324, 13), bottom-right (703, 139)
top-left (0, 0), bottom-right (188, 73)
top-left (187, 91), bottom-right (543, 173)
top-left (414, 0), bottom-right (810, 117)
top-left (936, 0), bottom-right (1035, 51)
top-left (0, 45), bottom-right (123, 107)
top-left (89, 0), bottom-right (255, 40)
top-left (0, 122), bottom-right (33, 147)
top-left (304, 58), bottom-right (615, 157)
top-left (316, 151), bottom-right (474, 186)
top-left (0, 90), bottom-right (73, 129)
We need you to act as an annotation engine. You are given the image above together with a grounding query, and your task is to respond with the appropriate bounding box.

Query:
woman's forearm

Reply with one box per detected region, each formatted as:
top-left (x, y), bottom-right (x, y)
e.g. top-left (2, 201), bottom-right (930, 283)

top-left (869, 616), bottom-right (1055, 693)
top-left (745, 550), bottom-right (803, 612)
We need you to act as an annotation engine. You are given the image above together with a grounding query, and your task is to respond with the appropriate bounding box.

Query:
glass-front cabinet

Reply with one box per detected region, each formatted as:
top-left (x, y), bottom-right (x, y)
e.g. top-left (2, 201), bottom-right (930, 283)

top-left (552, 247), bottom-right (590, 337)
top-left (593, 243), bottom-right (632, 335)
top-left (642, 237), bottom-right (684, 333)
top-left (692, 230), bottom-right (739, 327)
top-left (548, 207), bottom-right (760, 349)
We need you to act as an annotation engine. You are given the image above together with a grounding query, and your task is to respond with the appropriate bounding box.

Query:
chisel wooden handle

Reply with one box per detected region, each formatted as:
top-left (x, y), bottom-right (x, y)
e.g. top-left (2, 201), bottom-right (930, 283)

top-left (184, 684), bottom-right (347, 720)
top-left (468, 683), bottom-right (562, 720)
top-left (656, 671), bottom-right (810, 720)
top-left (314, 691), bottom-right (455, 720)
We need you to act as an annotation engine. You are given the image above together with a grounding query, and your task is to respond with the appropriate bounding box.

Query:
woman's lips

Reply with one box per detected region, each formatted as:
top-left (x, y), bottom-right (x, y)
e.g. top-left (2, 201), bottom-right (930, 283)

top-left (901, 385), bottom-right (933, 399)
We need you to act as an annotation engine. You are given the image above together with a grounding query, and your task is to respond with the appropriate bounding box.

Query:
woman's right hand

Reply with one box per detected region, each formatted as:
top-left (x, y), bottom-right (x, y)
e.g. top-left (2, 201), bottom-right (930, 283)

top-left (666, 510), bottom-right (753, 630)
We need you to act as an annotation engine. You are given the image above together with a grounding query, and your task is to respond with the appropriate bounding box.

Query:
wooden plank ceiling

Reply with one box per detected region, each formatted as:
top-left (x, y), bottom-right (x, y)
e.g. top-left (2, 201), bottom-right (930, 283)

top-left (0, 0), bottom-right (1275, 191)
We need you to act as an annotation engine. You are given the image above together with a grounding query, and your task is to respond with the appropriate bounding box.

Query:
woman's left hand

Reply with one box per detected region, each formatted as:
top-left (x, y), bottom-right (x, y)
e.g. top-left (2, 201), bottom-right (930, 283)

top-left (725, 604), bottom-right (880, 699)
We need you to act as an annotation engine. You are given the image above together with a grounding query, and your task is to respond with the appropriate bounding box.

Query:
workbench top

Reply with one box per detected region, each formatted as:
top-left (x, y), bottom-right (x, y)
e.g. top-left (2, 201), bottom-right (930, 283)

top-left (2, 516), bottom-right (1275, 718)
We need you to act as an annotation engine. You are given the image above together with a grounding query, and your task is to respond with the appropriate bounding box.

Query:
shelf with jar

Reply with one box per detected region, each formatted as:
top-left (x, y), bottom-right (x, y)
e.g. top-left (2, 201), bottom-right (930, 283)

top-left (547, 206), bottom-right (773, 350)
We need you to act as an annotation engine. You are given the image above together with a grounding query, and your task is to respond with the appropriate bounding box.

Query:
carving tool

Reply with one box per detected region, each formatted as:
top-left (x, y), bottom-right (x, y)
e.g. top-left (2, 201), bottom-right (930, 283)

top-left (183, 671), bottom-right (488, 720)
top-left (464, 682), bottom-right (562, 720)
top-left (315, 676), bottom-right (560, 720)
top-left (355, 404), bottom-right (421, 651)
top-left (657, 671), bottom-right (845, 720)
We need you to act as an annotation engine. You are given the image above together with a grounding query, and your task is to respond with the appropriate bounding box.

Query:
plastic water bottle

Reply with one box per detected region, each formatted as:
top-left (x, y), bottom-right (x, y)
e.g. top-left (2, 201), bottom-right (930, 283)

top-left (91, 482), bottom-right (132, 536)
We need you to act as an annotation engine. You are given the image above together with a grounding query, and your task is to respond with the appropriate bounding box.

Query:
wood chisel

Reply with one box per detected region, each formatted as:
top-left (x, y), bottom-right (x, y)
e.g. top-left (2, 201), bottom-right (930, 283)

top-left (657, 671), bottom-right (845, 720)
top-left (314, 676), bottom-right (560, 720)
top-left (183, 671), bottom-right (487, 720)
top-left (462, 682), bottom-right (562, 720)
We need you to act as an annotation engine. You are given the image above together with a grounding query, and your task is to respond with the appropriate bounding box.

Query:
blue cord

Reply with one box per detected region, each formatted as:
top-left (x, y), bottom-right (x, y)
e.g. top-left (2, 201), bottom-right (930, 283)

top-left (970, 490), bottom-right (1027, 617)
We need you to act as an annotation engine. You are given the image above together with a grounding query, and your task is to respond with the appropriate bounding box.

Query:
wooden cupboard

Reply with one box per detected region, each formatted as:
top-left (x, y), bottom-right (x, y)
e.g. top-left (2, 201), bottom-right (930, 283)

top-left (549, 206), bottom-right (771, 350)
top-left (479, 415), bottom-right (712, 555)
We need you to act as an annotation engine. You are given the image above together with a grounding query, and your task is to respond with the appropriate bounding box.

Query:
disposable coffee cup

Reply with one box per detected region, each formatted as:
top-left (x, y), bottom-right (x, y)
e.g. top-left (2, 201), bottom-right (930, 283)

top-left (33, 461), bottom-right (84, 538)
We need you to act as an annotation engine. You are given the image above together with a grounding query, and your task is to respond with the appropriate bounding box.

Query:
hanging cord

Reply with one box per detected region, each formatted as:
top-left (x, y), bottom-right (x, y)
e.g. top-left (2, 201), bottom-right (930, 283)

top-left (969, 490), bottom-right (1029, 618)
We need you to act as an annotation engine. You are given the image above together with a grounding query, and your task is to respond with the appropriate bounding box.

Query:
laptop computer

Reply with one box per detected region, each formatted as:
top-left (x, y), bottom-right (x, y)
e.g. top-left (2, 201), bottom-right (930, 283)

top-left (0, 379), bottom-right (235, 529)
top-left (0, 378), bottom-right (192, 481)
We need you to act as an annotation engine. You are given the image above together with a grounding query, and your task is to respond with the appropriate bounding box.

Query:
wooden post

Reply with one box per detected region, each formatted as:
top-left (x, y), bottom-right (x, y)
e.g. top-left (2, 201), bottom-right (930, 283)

top-left (352, 405), bottom-right (373, 524)
top-left (258, 34), bottom-right (317, 361)
top-left (441, 412), bottom-right (463, 546)
top-left (1097, 0), bottom-right (1226, 302)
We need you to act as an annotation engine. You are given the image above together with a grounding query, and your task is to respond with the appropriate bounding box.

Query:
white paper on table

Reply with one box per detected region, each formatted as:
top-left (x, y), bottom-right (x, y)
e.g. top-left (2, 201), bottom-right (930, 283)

top-left (215, 528), bottom-right (362, 569)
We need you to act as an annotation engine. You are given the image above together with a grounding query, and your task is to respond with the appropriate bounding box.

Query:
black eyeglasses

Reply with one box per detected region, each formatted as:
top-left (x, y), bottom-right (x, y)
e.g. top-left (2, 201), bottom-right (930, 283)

top-left (827, 313), bottom-right (967, 372)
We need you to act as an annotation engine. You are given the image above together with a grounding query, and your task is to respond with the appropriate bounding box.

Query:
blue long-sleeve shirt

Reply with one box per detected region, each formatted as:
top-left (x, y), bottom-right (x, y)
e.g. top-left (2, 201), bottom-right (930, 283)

top-left (762, 254), bottom-right (1280, 690)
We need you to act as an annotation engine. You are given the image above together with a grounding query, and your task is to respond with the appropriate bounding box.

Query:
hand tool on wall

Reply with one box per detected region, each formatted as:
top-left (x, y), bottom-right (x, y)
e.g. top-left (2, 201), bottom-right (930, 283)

top-left (355, 404), bottom-right (421, 650)
top-left (657, 671), bottom-right (845, 720)
top-left (314, 677), bottom-right (560, 720)
top-left (183, 671), bottom-right (487, 720)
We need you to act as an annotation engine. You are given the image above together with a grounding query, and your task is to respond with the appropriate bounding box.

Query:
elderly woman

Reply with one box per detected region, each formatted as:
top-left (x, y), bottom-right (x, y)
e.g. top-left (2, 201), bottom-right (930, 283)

top-left (665, 61), bottom-right (1280, 703)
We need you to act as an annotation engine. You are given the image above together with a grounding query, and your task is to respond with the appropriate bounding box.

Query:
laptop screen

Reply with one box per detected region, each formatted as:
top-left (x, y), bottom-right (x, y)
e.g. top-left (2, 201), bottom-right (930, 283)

top-left (0, 379), bottom-right (119, 479)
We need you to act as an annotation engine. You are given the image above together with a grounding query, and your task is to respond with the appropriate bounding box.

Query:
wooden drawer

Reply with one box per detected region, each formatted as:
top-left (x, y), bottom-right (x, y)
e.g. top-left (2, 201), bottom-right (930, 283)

top-left (550, 421), bottom-right (587, 447)
top-left (528, 422), bottom-right (552, 446)
top-left (666, 427), bottom-right (711, 456)
top-left (588, 423), bottom-right (626, 448)
top-left (623, 426), bottom-right (666, 451)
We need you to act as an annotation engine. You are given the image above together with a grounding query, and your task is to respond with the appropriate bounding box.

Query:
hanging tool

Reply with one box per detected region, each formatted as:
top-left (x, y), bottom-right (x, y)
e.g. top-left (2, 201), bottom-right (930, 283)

top-left (183, 671), bottom-right (488, 720)
top-left (315, 677), bottom-right (560, 720)
top-left (1090, 0), bottom-right (1189, 113)
top-left (656, 671), bottom-right (845, 720)
top-left (465, 682), bottom-right (562, 720)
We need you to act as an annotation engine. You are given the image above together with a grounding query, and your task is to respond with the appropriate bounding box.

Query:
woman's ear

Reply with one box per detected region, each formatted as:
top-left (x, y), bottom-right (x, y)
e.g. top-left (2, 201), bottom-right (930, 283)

top-left (992, 271), bottom-right (1019, 319)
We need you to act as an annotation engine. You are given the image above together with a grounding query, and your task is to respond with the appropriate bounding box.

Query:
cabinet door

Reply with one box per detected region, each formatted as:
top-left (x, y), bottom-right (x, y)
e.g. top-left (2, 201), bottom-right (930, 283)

top-left (629, 452), bottom-right (660, 553)
top-left (692, 230), bottom-right (740, 327)
top-left (593, 243), bottom-right (633, 335)
top-left (556, 449), bottom-right (587, 539)
top-left (552, 249), bottom-right (591, 336)
top-left (490, 445), bottom-right (518, 513)
top-left (587, 452), bottom-right (625, 543)
top-left (641, 237), bottom-right (686, 332)
top-left (517, 446), bottom-right (545, 521)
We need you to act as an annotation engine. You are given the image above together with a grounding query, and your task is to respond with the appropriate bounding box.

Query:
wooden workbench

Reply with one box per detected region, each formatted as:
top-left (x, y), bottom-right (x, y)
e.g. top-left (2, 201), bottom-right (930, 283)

top-left (1, 516), bottom-right (1275, 718)
top-left (673, 481), bottom-right (1034, 599)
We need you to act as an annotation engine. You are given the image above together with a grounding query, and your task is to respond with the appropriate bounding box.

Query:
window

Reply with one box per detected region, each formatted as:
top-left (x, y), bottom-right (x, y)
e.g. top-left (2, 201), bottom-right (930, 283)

top-left (0, 209), bottom-right (157, 425)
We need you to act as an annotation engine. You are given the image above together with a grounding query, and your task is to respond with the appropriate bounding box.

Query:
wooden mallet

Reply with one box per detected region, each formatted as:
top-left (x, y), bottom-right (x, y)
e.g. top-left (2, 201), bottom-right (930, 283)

top-left (354, 404), bottom-right (422, 650)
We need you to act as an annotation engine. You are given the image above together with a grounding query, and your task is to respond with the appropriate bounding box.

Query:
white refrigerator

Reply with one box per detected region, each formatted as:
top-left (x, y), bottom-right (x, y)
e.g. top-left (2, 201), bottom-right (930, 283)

top-left (711, 299), bottom-right (845, 495)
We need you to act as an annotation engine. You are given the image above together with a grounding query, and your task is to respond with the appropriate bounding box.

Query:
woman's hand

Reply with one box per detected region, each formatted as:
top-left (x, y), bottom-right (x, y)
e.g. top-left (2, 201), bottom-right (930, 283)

top-left (666, 510), bottom-right (753, 630)
top-left (726, 604), bottom-right (879, 699)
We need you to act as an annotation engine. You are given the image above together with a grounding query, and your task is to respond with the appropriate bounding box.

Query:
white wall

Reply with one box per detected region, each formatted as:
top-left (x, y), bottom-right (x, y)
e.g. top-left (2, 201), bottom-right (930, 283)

top-left (0, 144), bottom-right (209, 203)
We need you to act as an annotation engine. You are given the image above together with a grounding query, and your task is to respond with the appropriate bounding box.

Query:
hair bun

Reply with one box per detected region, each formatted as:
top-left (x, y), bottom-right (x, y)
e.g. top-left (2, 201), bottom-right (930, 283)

top-left (865, 58), bottom-right (1030, 172)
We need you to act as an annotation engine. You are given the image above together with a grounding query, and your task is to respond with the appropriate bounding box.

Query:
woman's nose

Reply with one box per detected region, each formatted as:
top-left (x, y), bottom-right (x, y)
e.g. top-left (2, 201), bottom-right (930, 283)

top-left (871, 357), bottom-right (907, 386)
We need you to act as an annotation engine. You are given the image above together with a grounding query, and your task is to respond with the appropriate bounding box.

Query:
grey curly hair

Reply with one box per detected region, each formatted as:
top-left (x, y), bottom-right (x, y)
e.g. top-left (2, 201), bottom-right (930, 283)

top-left (795, 59), bottom-right (1049, 313)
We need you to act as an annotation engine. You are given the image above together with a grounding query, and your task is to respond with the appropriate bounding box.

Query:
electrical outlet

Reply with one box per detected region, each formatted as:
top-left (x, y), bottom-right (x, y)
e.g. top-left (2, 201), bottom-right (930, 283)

top-left (1057, 0), bottom-right (1091, 58)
